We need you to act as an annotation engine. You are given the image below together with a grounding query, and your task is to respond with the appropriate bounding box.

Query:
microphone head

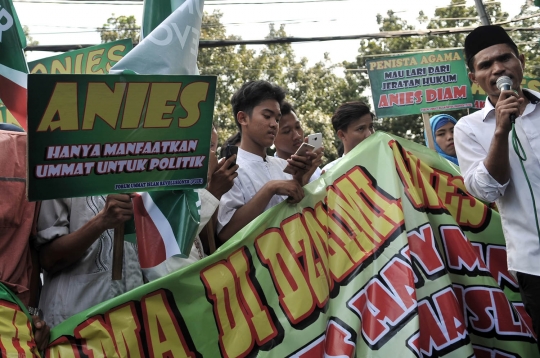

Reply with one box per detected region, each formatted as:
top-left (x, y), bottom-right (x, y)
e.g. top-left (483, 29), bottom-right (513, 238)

top-left (496, 76), bottom-right (513, 91)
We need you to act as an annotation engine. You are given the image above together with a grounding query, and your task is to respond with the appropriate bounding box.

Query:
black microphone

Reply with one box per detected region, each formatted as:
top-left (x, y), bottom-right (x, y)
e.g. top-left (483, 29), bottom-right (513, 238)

top-left (496, 76), bottom-right (517, 123)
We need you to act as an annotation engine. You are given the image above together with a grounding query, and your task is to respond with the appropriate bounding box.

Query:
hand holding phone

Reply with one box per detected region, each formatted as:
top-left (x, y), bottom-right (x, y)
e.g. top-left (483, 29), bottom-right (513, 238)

top-left (307, 133), bottom-right (322, 150)
top-left (283, 142), bottom-right (315, 175)
top-left (224, 145), bottom-right (238, 169)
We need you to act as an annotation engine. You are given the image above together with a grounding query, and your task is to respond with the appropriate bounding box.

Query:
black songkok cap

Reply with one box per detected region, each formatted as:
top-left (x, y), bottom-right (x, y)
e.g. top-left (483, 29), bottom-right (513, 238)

top-left (464, 25), bottom-right (518, 69)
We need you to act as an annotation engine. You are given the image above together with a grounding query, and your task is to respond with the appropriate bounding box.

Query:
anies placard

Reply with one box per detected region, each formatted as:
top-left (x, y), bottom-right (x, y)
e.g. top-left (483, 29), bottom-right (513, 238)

top-left (366, 49), bottom-right (473, 118)
top-left (27, 74), bottom-right (217, 201)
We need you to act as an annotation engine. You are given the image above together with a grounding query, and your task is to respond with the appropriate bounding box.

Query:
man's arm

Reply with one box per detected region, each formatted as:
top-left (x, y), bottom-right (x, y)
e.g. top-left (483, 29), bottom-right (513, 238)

top-left (454, 91), bottom-right (523, 202)
top-left (217, 180), bottom-right (304, 243)
top-left (38, 194), bottom-right (133, 275)
top-left (482, 90), bottom-right (523, 184)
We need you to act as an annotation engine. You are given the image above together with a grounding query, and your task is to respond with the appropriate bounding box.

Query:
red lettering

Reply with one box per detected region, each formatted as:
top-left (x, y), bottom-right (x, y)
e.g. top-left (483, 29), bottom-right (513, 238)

top-left (453, 85), bottom-right (467, 99)
top-left (440, 226), bottom-right (488, 274)
top-left (426, 88), bottom-right (437, 102)
top-left (486, 245), bottom-right (518, 289)
top-left (416, 288), bottom-right (467, 356)
top-left (347, 257), bottom-right (416, 347)
top-left (378, 94), bottom-right (389, 108)
top-left (407, 224), bottom-right (445, 277)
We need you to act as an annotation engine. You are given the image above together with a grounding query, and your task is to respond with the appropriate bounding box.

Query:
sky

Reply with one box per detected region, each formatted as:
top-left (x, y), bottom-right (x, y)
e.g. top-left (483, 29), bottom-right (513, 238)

top-left (16, 0), bottom-right (525, 65)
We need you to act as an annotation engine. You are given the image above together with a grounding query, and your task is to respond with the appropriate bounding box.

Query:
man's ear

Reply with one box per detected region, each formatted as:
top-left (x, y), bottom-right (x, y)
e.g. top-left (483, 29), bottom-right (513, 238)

top-left (468, 71), bottom-right (476, 84)
top-left (337, 129), bottom-right (346, 142)
top-left (237, 111), bottom-right (249, 127)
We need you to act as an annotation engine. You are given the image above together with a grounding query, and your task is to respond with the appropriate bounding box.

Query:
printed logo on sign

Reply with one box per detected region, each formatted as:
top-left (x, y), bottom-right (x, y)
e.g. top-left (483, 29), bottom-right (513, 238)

top-left (0, 6), bottom-right (14, 42)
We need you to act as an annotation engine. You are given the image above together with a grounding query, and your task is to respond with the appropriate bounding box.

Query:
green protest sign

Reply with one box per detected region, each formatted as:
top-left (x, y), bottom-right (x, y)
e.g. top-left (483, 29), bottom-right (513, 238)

top-left (472, 76), bottom-right (540, 109)
top-left (0, 100), bottom-right (21, 127)
top-left (27, 74), bottom-right (216, 201)
top-left (41, 132), bottom-right (538, 357)
top-left (27, 39), bottom-right (133, 74)
top-left (367, 49), bottom-right (473, 118)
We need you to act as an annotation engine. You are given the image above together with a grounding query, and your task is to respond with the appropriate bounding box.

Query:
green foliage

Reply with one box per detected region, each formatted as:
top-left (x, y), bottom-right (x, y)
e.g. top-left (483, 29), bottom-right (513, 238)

top-left (344, 0), bottom-right (510, 143)
top-left (99, 14), bottom-right (141, 43)
top-left (509, 0), bottom-right (540, 78)
top-left (199, 11), bottom-right (366, 164)
top-left (23, 25), bottom-right (38, 46)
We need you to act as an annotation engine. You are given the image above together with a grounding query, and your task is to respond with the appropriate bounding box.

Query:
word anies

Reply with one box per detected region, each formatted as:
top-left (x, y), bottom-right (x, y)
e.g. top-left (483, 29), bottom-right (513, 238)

top-left (378, 86), bottom-right (467, 108)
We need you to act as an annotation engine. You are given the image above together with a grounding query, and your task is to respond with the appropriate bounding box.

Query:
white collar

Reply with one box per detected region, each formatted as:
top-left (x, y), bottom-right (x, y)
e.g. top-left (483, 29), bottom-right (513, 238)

top-left (238, 147), bottom-right (268, 162)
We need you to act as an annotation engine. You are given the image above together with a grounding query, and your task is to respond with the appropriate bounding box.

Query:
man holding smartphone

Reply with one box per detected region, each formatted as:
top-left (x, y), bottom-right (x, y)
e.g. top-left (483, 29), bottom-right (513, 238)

top-left (217, 81), bottom-right (317, 243)
top-left (274, 101), bottom-right (323, 183)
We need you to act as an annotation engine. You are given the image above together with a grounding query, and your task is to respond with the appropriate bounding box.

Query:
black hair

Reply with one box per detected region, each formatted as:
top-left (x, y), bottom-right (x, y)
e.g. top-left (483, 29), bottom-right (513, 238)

top-left (280, 101), bottom-right (297, 117)
top-left (219, 131), bottom-right (242, 158)
top-left (230, 81), bottom-right (286, 131)
top-left (331, 101), bottom-right (374, 132)
top-left (464, 25), bottom-right (519, 72)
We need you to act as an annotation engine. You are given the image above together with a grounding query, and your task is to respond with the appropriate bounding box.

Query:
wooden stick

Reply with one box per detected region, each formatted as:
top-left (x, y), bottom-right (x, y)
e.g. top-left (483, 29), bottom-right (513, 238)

top-left (112, 224), bottom-right (124, 280)
top-left (422, 113), bottom-right (436, 150)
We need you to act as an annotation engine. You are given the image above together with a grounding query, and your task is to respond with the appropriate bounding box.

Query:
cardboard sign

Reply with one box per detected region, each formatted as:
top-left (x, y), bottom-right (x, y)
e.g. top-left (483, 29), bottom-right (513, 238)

top-left (28, 39), bottom-right (133, 75)
top-left (367, 50), bottom-right (473, 117)
top-left (27, 74), bottom-right (216, 200)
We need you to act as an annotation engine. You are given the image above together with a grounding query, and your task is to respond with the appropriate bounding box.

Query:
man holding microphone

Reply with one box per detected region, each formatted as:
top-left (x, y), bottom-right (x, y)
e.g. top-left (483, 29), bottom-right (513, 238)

top-left (454, 25), bottom-right (540, 347)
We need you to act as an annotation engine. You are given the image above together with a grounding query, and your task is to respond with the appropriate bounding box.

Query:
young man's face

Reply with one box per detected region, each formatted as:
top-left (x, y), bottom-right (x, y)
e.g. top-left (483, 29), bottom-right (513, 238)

top-left (274, 112), bottom-right (304, 157)
top-left (338, 113), bottom-right (374, 155)
top-left (241, 99), bottom-right (281, 149)
top-left (469, 43), bottom-right (525, 99)
top-left (435, 122), bottom-right (456, 157)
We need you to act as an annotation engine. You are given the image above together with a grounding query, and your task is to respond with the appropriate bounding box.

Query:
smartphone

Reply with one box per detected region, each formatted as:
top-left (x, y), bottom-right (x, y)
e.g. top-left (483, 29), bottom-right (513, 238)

top-left (283, 143), bottom-right (315, 174)
top-left (294, 142), bottom-right (315, 156)
top-left (224, 145), bottom-right (238, 169)
top-left (307, 133), bottom-right (322, 150)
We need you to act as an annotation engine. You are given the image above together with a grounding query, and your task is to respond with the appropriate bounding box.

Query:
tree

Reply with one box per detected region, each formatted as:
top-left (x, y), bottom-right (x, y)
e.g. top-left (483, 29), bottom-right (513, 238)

top-left (98, 14), bottom-right (140, 43)
top-left (343, 0), bottom-right (510, 143)
top-left (199, 11), bottom-right (365, 163)
top-left (23, 25), bottom-right (38, 46)
top-left (95, 10), bottom-right (366, 163)
top-left (508, 0), bottom-right (540, 78)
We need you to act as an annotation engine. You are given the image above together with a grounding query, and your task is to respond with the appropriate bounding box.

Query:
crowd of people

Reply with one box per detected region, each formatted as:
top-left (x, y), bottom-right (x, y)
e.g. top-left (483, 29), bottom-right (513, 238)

top-left (1, 24), bottom-right (540, 352)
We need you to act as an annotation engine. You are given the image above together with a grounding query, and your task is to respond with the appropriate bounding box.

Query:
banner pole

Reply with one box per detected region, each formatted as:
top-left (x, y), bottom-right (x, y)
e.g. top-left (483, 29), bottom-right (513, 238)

top-left (422, 113), bottom-right (436, 150)
top-left (112, 224), bottom-right (124, 280)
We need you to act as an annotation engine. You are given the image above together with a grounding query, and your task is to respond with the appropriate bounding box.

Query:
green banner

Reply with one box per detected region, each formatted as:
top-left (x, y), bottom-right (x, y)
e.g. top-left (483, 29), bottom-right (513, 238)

top-left (367, 50), bottom-right (474, 118)
top-left (0, 101), bottom-right (21, 127)
top-left (472, 76), bottom-right (540, 109)
top-left (40, 132), bottom-right (538, 357)
top-left (27, 74), bottom-right (216, 201)
top-left (27, 39), bottom-right (133, 75)
top-left (0, 283), bottom-right (38, 356)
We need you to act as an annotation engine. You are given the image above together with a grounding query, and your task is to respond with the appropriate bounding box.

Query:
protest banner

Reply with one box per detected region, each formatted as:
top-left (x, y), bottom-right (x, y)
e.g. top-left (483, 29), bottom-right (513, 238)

top-left (28, 39), bottom-right (133, 75)
top-left (0, 283), bottom-right (40, 357)
top-left (0, 100), bottom-right (21, 127)
top-left (367, 50), bottom-right (474, 118)
top-left (472, 76), bottom-right (540, 109)
top-left (26, 73), bottom-right (216, 201)
top-left (40, 132), bottom-right (539, 357)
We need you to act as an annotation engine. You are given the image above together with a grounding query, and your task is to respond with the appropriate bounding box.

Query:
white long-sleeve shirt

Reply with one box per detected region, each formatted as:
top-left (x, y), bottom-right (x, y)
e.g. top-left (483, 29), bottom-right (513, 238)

top-left (217, 148), bottom-right (292, 233)
top-left (454, 89), bottom-right (540, 276)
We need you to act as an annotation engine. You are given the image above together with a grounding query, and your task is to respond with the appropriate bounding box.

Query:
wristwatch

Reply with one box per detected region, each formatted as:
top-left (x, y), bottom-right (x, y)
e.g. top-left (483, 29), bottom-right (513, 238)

top-left (27, 306), bottom-right (43, 319)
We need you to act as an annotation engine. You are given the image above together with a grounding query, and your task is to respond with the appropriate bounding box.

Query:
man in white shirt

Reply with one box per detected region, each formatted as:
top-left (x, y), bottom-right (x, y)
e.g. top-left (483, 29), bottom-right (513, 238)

top-left (273, 101), bottom-right (322, 182)
top-left (454, 25), bottom-right (540, 347)
top-left (322, 101), bottom-right (375, 172)
top-left (217, 81), bottom-right (316, 242)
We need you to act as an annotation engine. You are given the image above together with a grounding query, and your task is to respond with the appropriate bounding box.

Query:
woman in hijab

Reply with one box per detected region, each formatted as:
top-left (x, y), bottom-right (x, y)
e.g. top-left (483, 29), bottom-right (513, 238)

top-left (425, 114), bottom-right (459, 165)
